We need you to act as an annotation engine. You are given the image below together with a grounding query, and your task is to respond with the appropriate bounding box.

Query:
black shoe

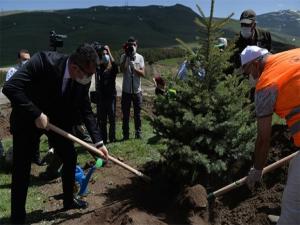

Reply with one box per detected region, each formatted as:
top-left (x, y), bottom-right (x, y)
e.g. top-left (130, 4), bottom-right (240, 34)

top-left (63, 197), bottom-right (88, 210)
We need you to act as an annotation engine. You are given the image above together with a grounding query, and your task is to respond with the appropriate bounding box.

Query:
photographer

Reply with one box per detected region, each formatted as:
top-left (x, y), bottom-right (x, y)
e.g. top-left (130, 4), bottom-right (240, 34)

top-left (120, 36), bottom-right (145, 140)
top-left (95, 45), bottom-right (118, 143)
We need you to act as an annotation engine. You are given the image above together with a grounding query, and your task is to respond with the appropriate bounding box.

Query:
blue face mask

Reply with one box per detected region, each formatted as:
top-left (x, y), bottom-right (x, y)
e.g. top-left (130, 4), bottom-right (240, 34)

top-left (102, 54), bottom-right (110, 64)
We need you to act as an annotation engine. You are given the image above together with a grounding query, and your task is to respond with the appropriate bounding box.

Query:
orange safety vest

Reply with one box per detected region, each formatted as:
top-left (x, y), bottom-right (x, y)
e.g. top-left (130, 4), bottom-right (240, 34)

top-left (256, 48), bottom-right (300, 146)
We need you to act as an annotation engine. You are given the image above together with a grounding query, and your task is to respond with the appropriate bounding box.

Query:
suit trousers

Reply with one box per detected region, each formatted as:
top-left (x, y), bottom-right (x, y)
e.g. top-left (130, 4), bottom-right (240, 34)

top-left (10, 126), bottom-right (76, 224)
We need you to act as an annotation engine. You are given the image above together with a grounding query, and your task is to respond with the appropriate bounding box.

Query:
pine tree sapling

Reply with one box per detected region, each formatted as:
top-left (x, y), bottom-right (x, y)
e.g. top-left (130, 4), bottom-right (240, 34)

top-left (152, 0), bottom-right (256, 187)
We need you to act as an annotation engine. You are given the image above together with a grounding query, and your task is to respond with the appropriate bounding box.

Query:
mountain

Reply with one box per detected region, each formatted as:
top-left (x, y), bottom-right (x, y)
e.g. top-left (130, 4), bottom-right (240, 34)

top-left (257, 10), bottom-right (300, 39)
top-left (0, 4), bottom-right (200, 65)
top-left (0, 4), bottom-right (299, 66)
top-left (256, 10), bottom-right (300, 49)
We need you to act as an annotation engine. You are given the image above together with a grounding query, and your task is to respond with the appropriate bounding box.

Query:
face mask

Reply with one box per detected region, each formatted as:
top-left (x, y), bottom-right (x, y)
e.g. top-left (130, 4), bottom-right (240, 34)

top-left (241, 27), bottom-right (253, 39)
top-left (21, 60), bottom-right (29, 65)
top-left (75, 75), bottom-right (92, 85)
top-left (249, 74), bottom-right (258, 87)
top-left (102, 54), bottom-right (110, 64)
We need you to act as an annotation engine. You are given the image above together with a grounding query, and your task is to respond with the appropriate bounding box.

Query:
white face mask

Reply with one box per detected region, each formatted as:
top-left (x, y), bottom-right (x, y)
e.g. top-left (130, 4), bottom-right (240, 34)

top-left (102, 54), bottom-right (110, 64)
top-left (248, 74), bottom-right (258, 87)
top-left (21, 60), bottom-right (29, 65)
top-left (241, 27), bottom-right (253, 39)
top-left (75, 75), bottom-right (92, 85)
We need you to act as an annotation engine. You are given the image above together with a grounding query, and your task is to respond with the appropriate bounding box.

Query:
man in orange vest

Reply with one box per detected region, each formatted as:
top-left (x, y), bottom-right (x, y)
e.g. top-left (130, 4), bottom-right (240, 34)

top-left (241, 45), bottom-right (300, 224)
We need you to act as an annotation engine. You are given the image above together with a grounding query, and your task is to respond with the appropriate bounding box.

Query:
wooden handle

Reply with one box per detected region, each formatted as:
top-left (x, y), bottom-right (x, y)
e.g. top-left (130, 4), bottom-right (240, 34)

top-left (208, 151), bottom-right (299, 199)
top-left (48, 123), bottom-right (151, 182)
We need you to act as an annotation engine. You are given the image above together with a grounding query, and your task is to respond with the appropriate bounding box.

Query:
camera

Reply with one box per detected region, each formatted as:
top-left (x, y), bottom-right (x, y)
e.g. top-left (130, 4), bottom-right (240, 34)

top-left (123, 42), bottom-right (135, 60)
top-left (91, 42), bottom-right (106, 57)
top-left (49, 30), bottom-right (67, 51)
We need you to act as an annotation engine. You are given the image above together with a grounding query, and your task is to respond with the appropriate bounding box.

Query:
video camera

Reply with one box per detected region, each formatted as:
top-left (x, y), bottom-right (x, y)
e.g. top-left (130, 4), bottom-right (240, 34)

top-left (49, 30), bottom-right (67, 51)
top-left (91, 41), bottom-right (105, 57)
top-left (123, 42), bottom-right (136, 60)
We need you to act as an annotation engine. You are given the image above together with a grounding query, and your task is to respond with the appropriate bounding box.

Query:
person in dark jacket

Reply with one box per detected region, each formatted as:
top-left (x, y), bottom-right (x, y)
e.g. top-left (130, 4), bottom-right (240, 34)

top-left (2, 43), bottom-right (109, 224)
top-left (232, 9), bottom-right (272, 102)
top-left (95, 45), bottom-right (118, 143)
top-left (233, 9), bottom-right (272, 68)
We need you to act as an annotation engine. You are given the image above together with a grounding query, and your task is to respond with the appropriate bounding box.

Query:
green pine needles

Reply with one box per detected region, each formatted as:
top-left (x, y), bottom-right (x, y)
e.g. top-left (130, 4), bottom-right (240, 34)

top-left (152, 0), bottom-right (256, 187)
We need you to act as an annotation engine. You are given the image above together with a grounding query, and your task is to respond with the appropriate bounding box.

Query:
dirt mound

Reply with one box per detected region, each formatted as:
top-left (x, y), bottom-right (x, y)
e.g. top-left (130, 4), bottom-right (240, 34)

top-left (86, 201), bottom-right (167, 225)
top-left (85, 184), bottom-right (210, 225)
top-left (213, 184), bottom-right (283, 225)
top-left (176, 185), bottom-right (209, 225)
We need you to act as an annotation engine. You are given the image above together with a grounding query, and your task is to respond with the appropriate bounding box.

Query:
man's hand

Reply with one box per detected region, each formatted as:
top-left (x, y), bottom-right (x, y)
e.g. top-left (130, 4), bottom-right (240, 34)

top-left (35, 113), bottom-right (49, 130)
top-left (246, 167), bottom-right (262, 190)
top-left (129, 61), bottom-right (135, 71)
top-left (98, 145), bottom-right (109, 160)
top-left (104, 45), bottom-right (110, 54)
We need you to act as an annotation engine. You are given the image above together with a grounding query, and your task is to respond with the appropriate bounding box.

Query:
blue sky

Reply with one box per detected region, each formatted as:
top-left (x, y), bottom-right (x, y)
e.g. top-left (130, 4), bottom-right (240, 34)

top-left (1, 0), bottom-right (299, 19)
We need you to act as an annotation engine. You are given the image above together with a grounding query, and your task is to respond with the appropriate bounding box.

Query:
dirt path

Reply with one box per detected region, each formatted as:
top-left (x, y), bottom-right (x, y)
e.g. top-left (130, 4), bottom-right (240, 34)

top-left (0, 88), bottom-right (9, 105)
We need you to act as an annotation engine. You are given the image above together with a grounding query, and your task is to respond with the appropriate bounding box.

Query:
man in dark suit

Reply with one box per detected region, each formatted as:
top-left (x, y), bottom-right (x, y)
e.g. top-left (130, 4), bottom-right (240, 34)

top-left (2, 43), bottom-right (109, 224)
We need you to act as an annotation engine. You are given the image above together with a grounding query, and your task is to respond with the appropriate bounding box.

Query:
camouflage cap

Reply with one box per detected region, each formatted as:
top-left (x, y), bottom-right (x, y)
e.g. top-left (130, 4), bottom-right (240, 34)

top-left (240, 9), bottom-right (256, 24)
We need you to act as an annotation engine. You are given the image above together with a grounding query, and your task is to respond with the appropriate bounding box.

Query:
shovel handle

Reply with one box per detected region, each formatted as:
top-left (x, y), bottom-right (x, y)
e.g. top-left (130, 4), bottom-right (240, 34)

top-left (208, 151), bottom-right (299, 199)
top-left (48, 123), bottom-right (151, 182)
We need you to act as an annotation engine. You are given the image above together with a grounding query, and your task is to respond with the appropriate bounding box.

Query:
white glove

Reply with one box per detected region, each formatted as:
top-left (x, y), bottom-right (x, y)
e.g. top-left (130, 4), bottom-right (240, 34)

top-left (246, 167), bottom-right (262, 190)
top-left (35, 113), bottom-right (49, 130)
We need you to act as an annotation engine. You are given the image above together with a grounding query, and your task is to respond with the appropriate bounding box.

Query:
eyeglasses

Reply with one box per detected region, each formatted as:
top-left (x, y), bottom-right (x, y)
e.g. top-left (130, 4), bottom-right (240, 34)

top-left (75, 63), bottom-right (94, 77)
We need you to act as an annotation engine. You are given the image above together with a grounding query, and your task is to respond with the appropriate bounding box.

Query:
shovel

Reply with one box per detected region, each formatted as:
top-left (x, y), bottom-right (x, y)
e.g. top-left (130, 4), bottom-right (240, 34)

top-left (48, 123), bottom-right (151, 182)
top-left (207, 151), bottom-right (299, 200)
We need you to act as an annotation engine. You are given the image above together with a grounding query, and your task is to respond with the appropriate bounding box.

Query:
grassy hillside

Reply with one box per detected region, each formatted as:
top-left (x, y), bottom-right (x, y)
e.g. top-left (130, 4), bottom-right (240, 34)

top-left (0, 4), bottom-right (299, 66)
top-left (0, 4), bottom-right (199, 66)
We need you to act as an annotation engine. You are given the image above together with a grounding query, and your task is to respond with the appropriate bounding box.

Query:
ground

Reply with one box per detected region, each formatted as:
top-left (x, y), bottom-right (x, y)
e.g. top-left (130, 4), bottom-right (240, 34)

top-left (6, 146), bottom-right (289, 225)
top-left (0, 94), bottom-right (295, 225)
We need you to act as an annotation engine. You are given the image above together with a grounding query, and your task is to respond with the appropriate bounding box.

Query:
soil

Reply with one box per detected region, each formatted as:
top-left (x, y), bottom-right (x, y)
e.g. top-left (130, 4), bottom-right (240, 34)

top-left (0, 101), bottom-right (294, 225)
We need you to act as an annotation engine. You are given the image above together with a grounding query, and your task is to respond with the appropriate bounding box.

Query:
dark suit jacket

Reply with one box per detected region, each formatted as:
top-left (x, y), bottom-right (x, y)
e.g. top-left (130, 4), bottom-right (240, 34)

top-left (2, 51), bottom-right (102, 143)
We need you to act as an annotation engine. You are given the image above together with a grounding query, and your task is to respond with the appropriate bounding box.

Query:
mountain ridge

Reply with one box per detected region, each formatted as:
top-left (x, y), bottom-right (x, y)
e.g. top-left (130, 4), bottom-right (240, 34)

top-left (0, 4), bottom-right (298, 66)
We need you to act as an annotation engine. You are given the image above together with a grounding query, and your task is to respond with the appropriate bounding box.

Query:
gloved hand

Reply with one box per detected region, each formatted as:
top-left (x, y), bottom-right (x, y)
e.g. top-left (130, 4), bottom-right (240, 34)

top-left (246, 167), bottom-right (262, 190)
